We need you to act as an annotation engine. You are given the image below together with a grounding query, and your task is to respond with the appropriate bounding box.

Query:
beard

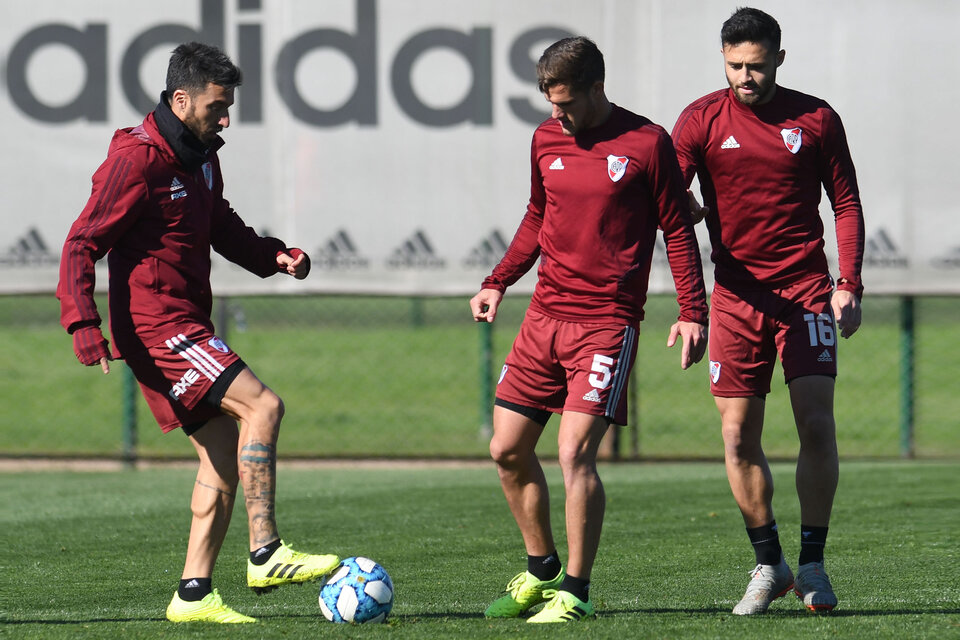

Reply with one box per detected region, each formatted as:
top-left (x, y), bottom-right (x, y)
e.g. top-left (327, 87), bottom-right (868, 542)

top-left (730, 79), bottom-right (776, 106)
top-left (181, 109), bottom-right (219, 146)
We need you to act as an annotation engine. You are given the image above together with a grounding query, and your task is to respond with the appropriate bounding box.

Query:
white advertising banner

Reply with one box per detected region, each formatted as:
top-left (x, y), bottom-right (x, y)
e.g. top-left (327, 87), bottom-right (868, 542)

top-left (2, 0), bottom-right (957, 296)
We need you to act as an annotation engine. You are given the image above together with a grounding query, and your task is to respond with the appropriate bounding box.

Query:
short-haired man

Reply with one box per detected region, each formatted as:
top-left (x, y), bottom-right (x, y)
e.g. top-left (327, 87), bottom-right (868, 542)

top-left (58, 42), bottom-right (339, 624)
top-left (672, 7), bottom-right (865, 614)
top-left (471, 36), bottom-right (708, 623)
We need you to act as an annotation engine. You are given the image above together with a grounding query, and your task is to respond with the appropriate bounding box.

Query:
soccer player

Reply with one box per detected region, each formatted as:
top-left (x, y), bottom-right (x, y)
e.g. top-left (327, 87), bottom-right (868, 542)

top-left (57, 43), bottom-right (339, 624)
top-left (671, 7), bottom-right (865, 614)
top-left (470, 36), bottom-right (709, 623)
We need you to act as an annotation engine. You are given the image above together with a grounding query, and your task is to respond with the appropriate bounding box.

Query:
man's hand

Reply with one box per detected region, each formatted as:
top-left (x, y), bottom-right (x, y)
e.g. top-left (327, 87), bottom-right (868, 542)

top-left (72, 325), bottom-right (112, 374)
top-left (831, 289), bottom-right (861, 338)
top-left (687, 190), bottom-right (710, 224)
top-left (667, 321), bottom-right (708, 370)
top-left (470, 288), bottom-right (503, 323)
top-left (277, 248), bottom-right (310, 279)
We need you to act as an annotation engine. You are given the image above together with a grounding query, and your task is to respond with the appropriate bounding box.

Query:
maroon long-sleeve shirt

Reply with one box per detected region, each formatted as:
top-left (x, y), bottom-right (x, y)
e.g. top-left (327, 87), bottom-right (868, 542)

top-left (58, 111), bottom-right (289, 357)
top-left (483, 105), bottom-right (708, 327)
top-left (672, 86), bottom-right (865, 297)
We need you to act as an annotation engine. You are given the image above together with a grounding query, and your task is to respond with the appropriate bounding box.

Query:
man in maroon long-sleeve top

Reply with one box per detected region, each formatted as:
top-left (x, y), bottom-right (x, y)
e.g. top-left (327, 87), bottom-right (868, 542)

top-left (672, 7), bottom-right (865, 615)
top-left (58, 42), bottom-right (340, 624)
top-left (471, 36), bottom-right (708, 623)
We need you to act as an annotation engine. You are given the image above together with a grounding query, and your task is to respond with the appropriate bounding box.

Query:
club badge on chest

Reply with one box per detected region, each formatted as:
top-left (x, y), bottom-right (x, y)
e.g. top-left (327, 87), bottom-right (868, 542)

top-left (607, 155), bottom-right (629, 182)
top-left (780, 128), bottom-right (802, 154)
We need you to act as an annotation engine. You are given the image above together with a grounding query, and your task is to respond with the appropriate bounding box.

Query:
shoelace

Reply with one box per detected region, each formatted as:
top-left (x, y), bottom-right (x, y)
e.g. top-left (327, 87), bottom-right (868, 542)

top-left (505, 573), bottom-right (529, 596)
top-left (744, 564), bottom-right (780, 591)
top-left (540, 589), bottom-right (561, 607)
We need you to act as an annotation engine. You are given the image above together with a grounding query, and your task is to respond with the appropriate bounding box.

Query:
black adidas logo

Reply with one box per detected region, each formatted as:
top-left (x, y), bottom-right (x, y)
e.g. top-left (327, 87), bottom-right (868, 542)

top-left (932, 246), bottom-right (960, 270)
top-left (314, 229), bottom-right (369, 269)
top-left (863, 228), bottom-right (908, 268)
top-left (1, 227), bottom-right (58, 266)
top-left (463, 230), bottom-right (508, 268)
top-left (387, 230), bottom-right (445, 269)
top-left (265, 562), bottom-right (304, 580)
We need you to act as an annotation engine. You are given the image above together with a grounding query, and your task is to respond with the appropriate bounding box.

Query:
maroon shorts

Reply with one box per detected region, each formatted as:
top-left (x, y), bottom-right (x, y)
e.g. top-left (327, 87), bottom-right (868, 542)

top-left (708, 276), bottom-right (837, 397)
top-left (123, 331), bottom-right (243, 433)
top-left (495, 310), bottom-right (638, 425)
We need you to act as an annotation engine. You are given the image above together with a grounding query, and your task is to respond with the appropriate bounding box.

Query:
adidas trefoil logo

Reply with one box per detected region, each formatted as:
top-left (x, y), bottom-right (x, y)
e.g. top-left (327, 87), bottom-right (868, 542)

top-left (3, 227), bottom-right (58, 266)
top-left (463, 230), bottom-right (508, 269)
top-left (817, 349), bottom-right (833, 363)
top-left (387, 230), bottom-right (446, 269)
top-left (549, 157), bottom-right (565, 170)
top-left (170, 176), bottom-right (187, 200)
top-left (721, 136), bottom-right (740, 149)
top-left (315, 229), bottom-right (369, 269)
top-left (582, 388), bottom-right (602, 403)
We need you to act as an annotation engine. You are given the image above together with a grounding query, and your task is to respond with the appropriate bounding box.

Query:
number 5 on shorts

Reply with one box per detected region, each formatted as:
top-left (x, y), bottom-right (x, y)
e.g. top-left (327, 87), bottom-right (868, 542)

top-left (588, 354), bottom-right (615, 389)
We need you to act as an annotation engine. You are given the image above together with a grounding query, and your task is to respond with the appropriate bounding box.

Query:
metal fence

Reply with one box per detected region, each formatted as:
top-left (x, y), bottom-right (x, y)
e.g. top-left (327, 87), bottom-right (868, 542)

top-left (1, 294), bottom-right (957, 461)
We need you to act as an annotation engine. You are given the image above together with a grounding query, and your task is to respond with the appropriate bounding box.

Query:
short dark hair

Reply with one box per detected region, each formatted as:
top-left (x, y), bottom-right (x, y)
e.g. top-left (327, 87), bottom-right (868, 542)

top-left (165, 42), bottom-right (242, 95)
top-left (721, 7), bottom-right (781, 51)
top-left (536, 36), bottom-right (605, 94)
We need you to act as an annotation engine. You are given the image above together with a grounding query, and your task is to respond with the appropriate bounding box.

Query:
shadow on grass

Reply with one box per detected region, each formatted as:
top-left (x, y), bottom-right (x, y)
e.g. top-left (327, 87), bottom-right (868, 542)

top-left (5, 607), bottom-right (958, 625)
top-left (599, 607), bottom-right (960, 618)
top-left (0, 617), bottom-right (168, 625)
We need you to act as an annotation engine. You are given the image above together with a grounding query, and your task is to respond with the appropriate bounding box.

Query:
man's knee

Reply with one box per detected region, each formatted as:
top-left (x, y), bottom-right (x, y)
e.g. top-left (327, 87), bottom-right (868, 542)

top-left (721, 418), bottom-right (765, 462)
top-left (261, 390), bottom-right (284, 423)
top-left (490, 434), bottom-right (530, 469)
top-left (557, 440), bottom-right (599, 473)
top-left (796, 410), bottom-right (836, 450)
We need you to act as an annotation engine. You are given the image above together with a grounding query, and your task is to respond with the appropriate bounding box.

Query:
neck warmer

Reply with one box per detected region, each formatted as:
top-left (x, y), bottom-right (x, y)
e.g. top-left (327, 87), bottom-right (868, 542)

top-left (153, 91), bottom-right (210, 171)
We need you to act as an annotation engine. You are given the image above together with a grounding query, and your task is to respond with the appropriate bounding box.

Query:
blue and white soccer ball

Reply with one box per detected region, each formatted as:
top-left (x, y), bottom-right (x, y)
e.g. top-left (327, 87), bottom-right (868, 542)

top-left (319, 556), bottom-right (394, 624)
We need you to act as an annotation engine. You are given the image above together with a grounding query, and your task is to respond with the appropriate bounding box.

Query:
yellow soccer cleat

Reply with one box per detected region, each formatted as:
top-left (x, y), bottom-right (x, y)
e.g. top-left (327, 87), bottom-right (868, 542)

top-left (526, 589), bottom-right (595, 623)
top-left (166, 589), bottom-right (256, 623)
top-left (484, 569), bottom-right (565, 618)
top-left (247, 540), bottom-right (340, 594)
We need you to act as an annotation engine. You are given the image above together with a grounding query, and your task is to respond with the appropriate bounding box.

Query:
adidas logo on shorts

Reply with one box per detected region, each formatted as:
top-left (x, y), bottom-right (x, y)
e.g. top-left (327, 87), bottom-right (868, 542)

top-left (817, 349), bottom-right (833, 362)
top-left (582, 389), bottom-right (602, 403)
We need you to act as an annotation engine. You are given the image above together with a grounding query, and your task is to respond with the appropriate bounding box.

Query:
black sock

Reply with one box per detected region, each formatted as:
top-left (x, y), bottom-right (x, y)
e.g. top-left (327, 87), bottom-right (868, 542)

top-left (527, 550), bottom-right (561, 581)
top-left (178, 577), bottom-right (212, 602)
top-left (249, 538), bottom-right (282, 565)
top-left (746, 520), bottom-right (783, 566)
top-left (799, 525), bottom-right (829, 565)
top-left (558, 574), bottom-right (590, 603)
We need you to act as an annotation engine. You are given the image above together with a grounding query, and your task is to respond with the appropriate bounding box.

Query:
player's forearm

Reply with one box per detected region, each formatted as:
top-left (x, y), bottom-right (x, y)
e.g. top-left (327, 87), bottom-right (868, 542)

top-left (661, 218), bottom-right (709, 323)
top-left (483, 209), bottom-right (542, 290)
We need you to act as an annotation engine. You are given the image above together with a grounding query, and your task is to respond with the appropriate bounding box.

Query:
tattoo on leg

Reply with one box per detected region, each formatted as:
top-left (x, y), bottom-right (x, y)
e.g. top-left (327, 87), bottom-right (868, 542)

top-left (240, 441), bottom-right (278, 546)
top-left (196, 480), bottom-right (235, 498)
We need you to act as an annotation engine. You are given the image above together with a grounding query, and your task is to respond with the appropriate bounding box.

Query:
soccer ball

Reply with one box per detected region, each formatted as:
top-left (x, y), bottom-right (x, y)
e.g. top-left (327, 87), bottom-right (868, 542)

top-left (319, 556), bottom-right (394, 623)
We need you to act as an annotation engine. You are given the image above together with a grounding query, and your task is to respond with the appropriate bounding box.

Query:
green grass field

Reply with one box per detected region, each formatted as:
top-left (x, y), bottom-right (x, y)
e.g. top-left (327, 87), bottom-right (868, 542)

top-left (1, 460), bottom-right (957, 638)
top-left (1, 294), bottom-right (958, 460)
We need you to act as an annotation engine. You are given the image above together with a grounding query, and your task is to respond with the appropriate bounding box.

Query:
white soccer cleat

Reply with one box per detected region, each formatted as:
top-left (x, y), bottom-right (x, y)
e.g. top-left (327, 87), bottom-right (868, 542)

top-left (794, 561), bottom-right (838, 612)
top-left (732, 556), bottom-right (794, 615)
